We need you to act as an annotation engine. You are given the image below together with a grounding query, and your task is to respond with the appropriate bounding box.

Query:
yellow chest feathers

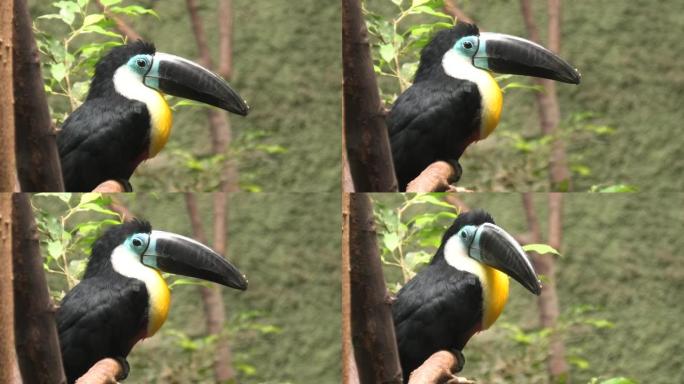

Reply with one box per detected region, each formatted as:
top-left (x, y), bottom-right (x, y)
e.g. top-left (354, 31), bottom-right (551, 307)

top-left (147, 92), bottom-right (173, 158)
top-left (444, 236), bottom-right (510, 330)
top-left (145, 269), bottom-right (171, 336)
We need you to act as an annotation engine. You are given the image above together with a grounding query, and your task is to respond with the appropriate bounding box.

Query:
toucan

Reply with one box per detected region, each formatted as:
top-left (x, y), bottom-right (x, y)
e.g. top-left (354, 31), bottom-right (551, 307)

top-left (56, 220), bottom-right (247, 383)
top-left (388, 23), bottom-right (581, 190)
top-left (392, 210), bottom-right (542, 381)
top-left (57, 41), bottom-right (249, 192)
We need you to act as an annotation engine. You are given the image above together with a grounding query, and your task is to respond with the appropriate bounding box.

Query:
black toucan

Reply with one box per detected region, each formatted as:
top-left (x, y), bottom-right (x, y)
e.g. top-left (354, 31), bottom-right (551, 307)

top-left (57, 41), bottom-right (249, 192)
top-left (388, 23), bottom-right (581, 190)
top-left (392, 210), bottom-right (542, 381)
top-left (56, 220), bottom-right (248, 383)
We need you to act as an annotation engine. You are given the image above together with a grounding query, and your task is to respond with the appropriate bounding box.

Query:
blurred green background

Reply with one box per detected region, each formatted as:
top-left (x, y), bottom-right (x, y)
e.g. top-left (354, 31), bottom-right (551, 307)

top-left (34, 192), bottom-right (341, 383)
top-left (371, 193), bottom-right (684, 383)
top-left (30, 0), bottom-right (341, 192)
top-left (366, 0), bottom-right (684, 191)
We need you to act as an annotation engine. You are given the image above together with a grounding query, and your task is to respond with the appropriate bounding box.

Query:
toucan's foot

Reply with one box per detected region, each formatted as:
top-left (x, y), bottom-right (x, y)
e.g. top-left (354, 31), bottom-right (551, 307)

top-left (448, 349), bottom-right (465, 372)
top-left (113, 356), bottom-right (130, 380)
top-left (115, 179), bottom-right (134, 192)
top-left (445, 159), bottom-right (463, 184)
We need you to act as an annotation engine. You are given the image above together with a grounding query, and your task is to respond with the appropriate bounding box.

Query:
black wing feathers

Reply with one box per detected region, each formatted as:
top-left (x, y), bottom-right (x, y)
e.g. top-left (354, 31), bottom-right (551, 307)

top-left (57, 277), bottom-right (148, 383)
top-left (393, 264), bottom-right (482, 377)
top-left (58, 96), bottom-right (150, 191)
top-left (388, 78), bottom-right (481, 190)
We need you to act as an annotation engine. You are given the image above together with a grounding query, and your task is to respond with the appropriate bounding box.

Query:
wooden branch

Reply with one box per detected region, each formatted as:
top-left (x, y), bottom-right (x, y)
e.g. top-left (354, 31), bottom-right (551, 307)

top-left (406, 162), bottom-right (461, 192)
top-left (348, 194), bottom-right (402, 383)
top-left (13, 0), bottom-right (64, 192)
top-left (519, 0), bottom-right (570, 189)
top-left (0, 195), bottom-right (15, 383)
top-left (186, 0), bottom-right (213, 68)
top-left (75, 358), bottom-right (123, 384)
top-left (1, 0), bottom-right (16, 192)
top-left (342, 194), bottom-right (358, 383)
top-left (407, 351), bottom-right (471, 384)
top-left (12, 193), bottom-right (66, 383)
top-left (92, 180), bottom-right (126, 193)
top-left (217, 0), bottom-right (232, 78)
top-left (95, 0), bottom-right (142, 41)
top-left (183, 193), bottom-right (236, 382)
top-left (342, 0), bottom-right (398, 192)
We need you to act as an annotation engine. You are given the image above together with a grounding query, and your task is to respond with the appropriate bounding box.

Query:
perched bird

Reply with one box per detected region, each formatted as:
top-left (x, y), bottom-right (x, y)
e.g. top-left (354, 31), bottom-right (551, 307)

top-left (57, 220), bottom-right (247, 383)
top-left (388, 23), bottom-right (580, 190)
top-left (58, 41), bottom-right (249, 191)
top-left (392, 210), bottom-right (542, 380)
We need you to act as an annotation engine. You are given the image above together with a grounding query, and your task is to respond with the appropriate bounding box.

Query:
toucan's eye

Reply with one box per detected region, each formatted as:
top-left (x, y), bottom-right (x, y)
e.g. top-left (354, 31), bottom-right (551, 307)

top-left (463, 41), bottom-right (474, 49)
top-left (132, 238), bottom-right (143, 247)
top-left (461, 231), bottom-right (468, 239)
top-left (136, 59), bottom-right (147, 68)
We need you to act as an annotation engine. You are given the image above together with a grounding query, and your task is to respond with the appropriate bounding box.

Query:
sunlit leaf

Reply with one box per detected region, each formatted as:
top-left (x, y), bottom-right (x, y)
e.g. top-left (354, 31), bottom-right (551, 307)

top-left (523, 243), bottom-right (560, 256)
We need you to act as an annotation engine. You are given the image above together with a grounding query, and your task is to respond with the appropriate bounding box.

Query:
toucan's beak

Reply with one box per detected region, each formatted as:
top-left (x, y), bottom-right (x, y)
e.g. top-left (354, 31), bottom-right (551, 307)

top-left (142, 230), bottom-right (248, 290)
top-left (144, 52), bottom-right (250, 116)
top-left (469, 223), bottom-right (542, 295)
top-left (473, 32), bottom-right (581, 84)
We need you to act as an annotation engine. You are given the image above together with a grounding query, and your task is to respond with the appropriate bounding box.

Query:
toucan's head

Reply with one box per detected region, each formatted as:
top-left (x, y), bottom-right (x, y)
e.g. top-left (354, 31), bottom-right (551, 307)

top-left (88, 40), bottom-right (249, 116)
top-left (85, 219), bottom-right (248, 290)
top-left (439, 209), bottom-right (541, 295)
top-left (415, 22), bottom-right (580, 85)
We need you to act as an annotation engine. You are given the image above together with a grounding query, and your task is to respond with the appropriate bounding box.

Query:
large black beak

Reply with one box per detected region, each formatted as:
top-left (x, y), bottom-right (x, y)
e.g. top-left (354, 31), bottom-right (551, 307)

top-left (144, 52), bottom-right (250, 116)
top-left (142, 230), bottom-right (248, 290)
top-left (469, 223), bottom-right (542, 295)
top-left (473, 32), bottom-right (581, 84)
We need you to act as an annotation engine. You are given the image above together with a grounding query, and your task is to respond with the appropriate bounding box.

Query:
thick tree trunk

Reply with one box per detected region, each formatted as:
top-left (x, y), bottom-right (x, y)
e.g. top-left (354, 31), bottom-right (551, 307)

top-left (12, 194), bottom-right (66, 383)
top-left (1, 2), bottom-right (16, 192)
top-left (1, 194), bottom-right (16, 383)
top-left (347, 194), bottom-right (402, 383)
top-left (342, 194), bottom-right (359, 384)
top-left (13, 0), bottom-right (64, 192)
top-left (342, 0), bottom-right (398, 192)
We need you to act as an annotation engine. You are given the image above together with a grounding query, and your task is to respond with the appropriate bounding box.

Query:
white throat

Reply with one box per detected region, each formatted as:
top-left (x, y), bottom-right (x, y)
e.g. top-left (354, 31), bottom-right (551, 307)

top-left (443, 235), bottom-right (487, 279)
top-left (113, 66), bottom-right (160, 106)
top-left (110, 244), bottom-right (162, 288)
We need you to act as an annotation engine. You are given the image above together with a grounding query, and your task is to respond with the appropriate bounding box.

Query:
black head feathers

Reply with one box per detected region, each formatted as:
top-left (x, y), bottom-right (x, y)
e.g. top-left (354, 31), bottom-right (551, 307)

top-left (441, 209), bottom-right (495, 243)
top-left (414, 22), bottom-right (480, 82)
top-left (87, 40), bottom-right (156, 99)
top-left (83, 219), bottom-right (152, 278)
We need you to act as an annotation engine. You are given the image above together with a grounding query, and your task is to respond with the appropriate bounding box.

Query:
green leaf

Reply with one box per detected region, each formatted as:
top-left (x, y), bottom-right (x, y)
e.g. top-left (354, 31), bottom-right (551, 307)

top-left (168, 278), bottom-right (212, 290)
top-left (590, 184), bottom-right (637, 193)
top-left (53, 1), bottom-right (80, 26)
top-left (78, 193), bottom-right (101, 205)
top-left (597, 378), bottom-right (637, 384)
top-left (569, 356), bottom-right (590, 370)
top-left (523, 243), bottom-right (561, 256)
top-left (50, 63), bottom-right (67, 82)
top-left (411, 194), bottom-right (455, 209)
top-left (47, 241), bottom-right (63, 260)
top-left (383, 233), bottom-right (400, 252)
top-left (584, 318), bottom-right (615, 329)
top-left (109, 5), bottom-right (158, 18)
top-left (82, 14), bottom-right (105, 27)
top-left (405, 251), bottom-right (432, 270)
top-left (75, 203), bottom-right (120, 217)
top-left (81, 25), bottom-right (123, 39)
top-left (379, 43), bottom-right (396, 63)
top-left (100, 0), bottom-right (122, 6)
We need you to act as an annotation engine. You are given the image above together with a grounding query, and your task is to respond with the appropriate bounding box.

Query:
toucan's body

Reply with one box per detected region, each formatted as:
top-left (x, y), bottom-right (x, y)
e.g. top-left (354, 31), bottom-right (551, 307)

top-left (57, 220), bottom-right (247, 383)
top-left (58, 41), bottom-right (249, 191)
top-left (393, 210), bottom-right (542, 380)
top-left (388, 23), bottom-right (580, 190)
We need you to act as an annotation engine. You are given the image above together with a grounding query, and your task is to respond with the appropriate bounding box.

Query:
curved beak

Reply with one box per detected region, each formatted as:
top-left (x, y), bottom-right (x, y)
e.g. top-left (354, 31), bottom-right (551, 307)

top-left (144, 52), bottom-right (250, 116)
top-left (142, 230), bottom-right (248, 290)
top-left (469, 223), bottom-right (542, 295)
top-left (473, 32), bottom-right (581, 84)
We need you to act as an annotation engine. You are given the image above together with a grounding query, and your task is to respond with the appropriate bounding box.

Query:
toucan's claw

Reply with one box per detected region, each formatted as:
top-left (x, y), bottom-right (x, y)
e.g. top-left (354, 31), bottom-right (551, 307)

top-left (449, 349), bottom-right (466, 372)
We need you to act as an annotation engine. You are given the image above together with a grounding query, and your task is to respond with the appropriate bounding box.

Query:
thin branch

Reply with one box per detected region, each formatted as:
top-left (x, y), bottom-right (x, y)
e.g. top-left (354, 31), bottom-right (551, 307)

top-left (0, 195), bottom-right (15, 384)
top-left (443, 0), bottom-right (475, 24)
top-left (95, 0), bottom-right (143, 41)
top-left (0, 0), bottom-right (15, 192)
top-left (217, 0), bottom-right (232, 78)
